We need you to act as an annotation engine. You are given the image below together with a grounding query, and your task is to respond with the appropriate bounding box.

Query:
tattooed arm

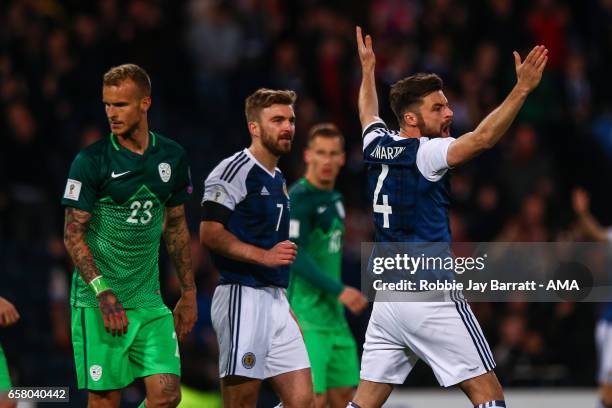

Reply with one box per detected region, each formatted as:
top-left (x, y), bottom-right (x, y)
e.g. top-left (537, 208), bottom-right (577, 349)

top-left (163, 205), bottom-right (197, 340)
top-left (63, 207), bottom-right (128, 336)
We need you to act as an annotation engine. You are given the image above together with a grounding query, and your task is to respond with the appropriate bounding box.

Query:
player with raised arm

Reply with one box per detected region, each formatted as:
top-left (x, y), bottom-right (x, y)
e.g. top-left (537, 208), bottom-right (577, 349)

top-left (62, 64), bottom-right (196, 408)
top-left (200, 88), bottom-right (314, 408)
top-left (288, 123), bottom-right (368, 408)
top-left (572, 188), bottom-right (612, 408)
top-left (352, 26), bottom-right (547, 408)
top-left (0, 297), bottom-right (19, 408)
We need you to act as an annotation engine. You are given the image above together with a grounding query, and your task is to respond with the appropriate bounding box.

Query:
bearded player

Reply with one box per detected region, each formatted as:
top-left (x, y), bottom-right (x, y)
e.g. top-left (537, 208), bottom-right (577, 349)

top-left (200, 88), bottom-right (314, 407)
top-left (62, 64), bottom-right (197, 408)
top-left (353, 26), bottom-right (547, 408)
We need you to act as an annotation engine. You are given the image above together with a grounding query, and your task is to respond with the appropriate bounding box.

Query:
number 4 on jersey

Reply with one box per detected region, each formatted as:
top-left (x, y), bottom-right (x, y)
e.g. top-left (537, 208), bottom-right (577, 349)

top-left (373, 164), bottom-right (392, 228)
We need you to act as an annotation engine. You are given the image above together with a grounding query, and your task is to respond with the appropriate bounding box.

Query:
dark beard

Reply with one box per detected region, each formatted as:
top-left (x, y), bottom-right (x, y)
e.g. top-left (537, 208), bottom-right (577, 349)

top-left (417, 118), bottom-right (443, 138)
top-left (261, 129), bottom-right (292, 156)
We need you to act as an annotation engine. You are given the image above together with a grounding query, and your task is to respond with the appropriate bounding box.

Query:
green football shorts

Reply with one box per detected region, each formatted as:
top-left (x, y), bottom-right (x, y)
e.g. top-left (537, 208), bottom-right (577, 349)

top-left (71, 306), bottom-right (180, 390)
top-left (0, 344), bottom-right (11, 391)
top-left (303, 328), bottom-right (359, 394)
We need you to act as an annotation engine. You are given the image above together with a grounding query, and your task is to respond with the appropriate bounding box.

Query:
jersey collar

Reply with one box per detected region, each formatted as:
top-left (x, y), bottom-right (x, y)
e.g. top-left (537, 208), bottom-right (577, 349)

top-left (110, 131), bottom-right (156, 155)
top-left (244, 148), bottom-right (278, 178)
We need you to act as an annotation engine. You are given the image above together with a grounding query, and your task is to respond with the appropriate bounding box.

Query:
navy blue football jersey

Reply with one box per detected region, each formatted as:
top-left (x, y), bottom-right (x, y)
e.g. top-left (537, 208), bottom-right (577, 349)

top-left (202, 149), bottom-right (290, 287)
top-left (363, 119), bottom-right (455, 243)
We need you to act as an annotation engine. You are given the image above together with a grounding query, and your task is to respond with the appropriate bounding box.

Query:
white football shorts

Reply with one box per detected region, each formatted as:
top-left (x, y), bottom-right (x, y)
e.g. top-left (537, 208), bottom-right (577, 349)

top-left (360, 290), bottom-right (496, 387)
top-left (211, 284), bottom-right (310, 379)
top-left (596, 319), bottom-right (612, 384)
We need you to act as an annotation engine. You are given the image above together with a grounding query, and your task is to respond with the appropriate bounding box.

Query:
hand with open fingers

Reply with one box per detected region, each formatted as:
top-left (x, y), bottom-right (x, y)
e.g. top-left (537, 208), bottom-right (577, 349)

top-left (572, 188), bottom-right (590, 215)
top-left (356, 26), bottom-right (376, 72)
top-left (97, 290), bottom-right (129, 336)
top-left (262, 240), bottom-right (297, 268)
top-left (338, 286), bottom-right (369, 315)
top-left (173, 290), bottom-right (198, 341)
top-left (0, 297), bottom-right (20, 327)
top-left (513, 45), bottom-right (548, 93)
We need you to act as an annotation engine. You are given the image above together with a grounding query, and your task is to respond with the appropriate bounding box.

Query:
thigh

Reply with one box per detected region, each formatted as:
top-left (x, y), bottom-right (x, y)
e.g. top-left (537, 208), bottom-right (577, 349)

top-left (71, 307), bottom-right (136, 391)
top-left (327, 330), bottom-right (359, 390)
top-left (130, 307), bottom-right (181, 379)
top-left (327, 386), bottom-right (353, 408)
top-left (268, 368), bottom-right (313, 408)
top-left (352, 380), bottom-right (393, 408)
top-left (87, 390), bottom-right (121, 408)
top-left (458, 371), bottom-right (504, 406)
top-left (144, 374), bottom-right (181, 406)
top-left (220, 376), bottom-right (262, 408)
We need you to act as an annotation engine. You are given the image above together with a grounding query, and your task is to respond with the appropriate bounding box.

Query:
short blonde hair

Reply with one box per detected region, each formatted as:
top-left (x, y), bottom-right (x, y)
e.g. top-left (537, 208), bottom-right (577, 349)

top-left (245, 88), bottom-right (297, 122)
top-left (103, 64), bottom-right (151, 96)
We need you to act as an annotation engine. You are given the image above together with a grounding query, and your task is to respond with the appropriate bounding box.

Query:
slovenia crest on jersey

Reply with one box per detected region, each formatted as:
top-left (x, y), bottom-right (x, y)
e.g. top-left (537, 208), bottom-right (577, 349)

top-left (158, 162), bottom-right (171, 182)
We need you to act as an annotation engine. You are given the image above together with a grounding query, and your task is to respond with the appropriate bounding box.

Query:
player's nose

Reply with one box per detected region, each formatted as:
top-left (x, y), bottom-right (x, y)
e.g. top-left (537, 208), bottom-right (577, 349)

top-left (445, 107), bottom-right (453, 119)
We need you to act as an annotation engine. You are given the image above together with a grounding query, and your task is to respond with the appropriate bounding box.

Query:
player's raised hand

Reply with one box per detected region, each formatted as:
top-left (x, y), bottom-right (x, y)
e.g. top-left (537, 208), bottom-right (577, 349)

top-left (97, 290), bottom-right (129, 337)
top-left (513, 45), bottom-right (548, 93)
top-left (338, 286), bottom-right (368, 315)
top-left (572, 188), bottom-right (590, 215)
top-left (356, 26), bottom-right (376, 72)
top-left (262, 240), bottom-right (297, 267)
top-left (173, 290), bottom-right (197, 341)
top-left (0, 297), bottom-right (20, 327)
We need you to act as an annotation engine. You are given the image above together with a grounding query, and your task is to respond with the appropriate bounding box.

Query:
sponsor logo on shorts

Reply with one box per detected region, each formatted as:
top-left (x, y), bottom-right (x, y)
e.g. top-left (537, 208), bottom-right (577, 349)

top-left (242, 352), bottom-right (256, 369)
top-left (90, 364), bottom-right (103, 381)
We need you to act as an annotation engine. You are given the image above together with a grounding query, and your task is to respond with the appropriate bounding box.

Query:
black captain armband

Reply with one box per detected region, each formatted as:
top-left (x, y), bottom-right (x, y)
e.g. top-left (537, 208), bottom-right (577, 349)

top-left (201, 201), bottom-right (232, 225)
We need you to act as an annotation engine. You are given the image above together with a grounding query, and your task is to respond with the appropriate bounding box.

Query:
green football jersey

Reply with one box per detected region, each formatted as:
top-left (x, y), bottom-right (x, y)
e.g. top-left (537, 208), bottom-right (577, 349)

top-left (288, 178), bottom-right (347, 331)
top-left (61, 132), bottom-right (192, 308)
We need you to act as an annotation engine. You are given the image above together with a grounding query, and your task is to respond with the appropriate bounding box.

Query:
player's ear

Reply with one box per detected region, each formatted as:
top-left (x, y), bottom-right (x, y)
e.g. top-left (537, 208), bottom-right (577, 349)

top-left (140, 96), bottom-right (151, 112)
top-left (339, 151), bottom-right (346, 167)
top-left (248, 121), bottom-right (260, 138)
top-left (304, 147), bottom-right (312, 164)
top-left (404, 111), bottom-right (418, 127)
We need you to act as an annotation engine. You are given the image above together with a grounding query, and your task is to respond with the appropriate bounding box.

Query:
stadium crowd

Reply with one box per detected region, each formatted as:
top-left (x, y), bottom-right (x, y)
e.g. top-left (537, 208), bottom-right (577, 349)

top-left (1, 0), bottom-right (612, 404)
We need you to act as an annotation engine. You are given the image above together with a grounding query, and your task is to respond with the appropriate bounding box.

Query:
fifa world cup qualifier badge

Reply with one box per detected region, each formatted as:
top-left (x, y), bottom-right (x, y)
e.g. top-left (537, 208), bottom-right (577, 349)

top-left (158, 162), bottom-right (171, 182)
top-left (242, 352), bottom-right (256, 369)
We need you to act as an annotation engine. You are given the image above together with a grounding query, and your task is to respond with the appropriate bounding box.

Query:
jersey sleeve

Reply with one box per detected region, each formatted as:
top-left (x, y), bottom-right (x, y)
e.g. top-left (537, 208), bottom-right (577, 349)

top-left (362, 117), bottom-right (388, 150)
top-left (416, 137), bottom-right (456, 182)
top-left (363, 121), bottom-right (419, 166)
top-left (201, 158), bottom-right (247, 224)
top-left (166, 149), bottom-right (193, 207)
top-left (61, 151), bottom-right (99, 212)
